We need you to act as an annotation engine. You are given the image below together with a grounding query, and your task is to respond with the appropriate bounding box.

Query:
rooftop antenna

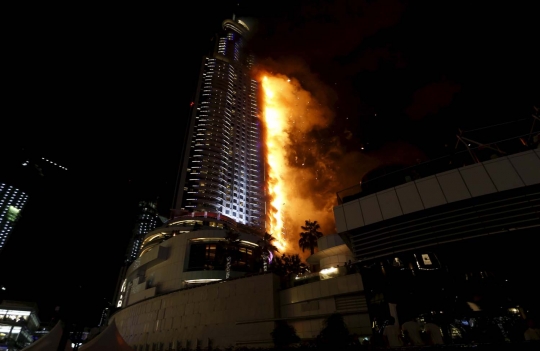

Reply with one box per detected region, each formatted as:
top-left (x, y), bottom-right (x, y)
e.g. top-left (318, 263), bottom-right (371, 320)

top-left (455, 106), bottom-right (540, 163)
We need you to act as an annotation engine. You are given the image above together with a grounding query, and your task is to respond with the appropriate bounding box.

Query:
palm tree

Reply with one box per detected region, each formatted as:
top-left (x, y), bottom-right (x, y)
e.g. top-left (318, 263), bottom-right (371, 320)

top-left (271, 320), bottom-right (300, 348)
top-left (224, 230), bottom-right (241, 278)
top-left (272, 254), bottom-right (288, 277)
top-left (282, 254), bottom-right (308, 276)
top-left (298, 219), bottom-right (323, 255)
top-left (257, 232), bottom-right (279, 272)
top-left (316, 313), bottom-right (350, 349)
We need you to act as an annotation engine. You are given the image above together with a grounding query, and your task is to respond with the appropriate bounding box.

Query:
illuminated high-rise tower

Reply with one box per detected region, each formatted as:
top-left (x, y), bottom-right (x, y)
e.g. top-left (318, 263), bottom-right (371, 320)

top-left (124, 200), bottom-right (161, 264)
top-left (111, 199), bottom-right (163, 308)
top-left (1, 146), bottom-right (67, 255)
top-left (174, 17), bottom-right (265, 230)
top-left (0, 183), bottom-right (29, 254)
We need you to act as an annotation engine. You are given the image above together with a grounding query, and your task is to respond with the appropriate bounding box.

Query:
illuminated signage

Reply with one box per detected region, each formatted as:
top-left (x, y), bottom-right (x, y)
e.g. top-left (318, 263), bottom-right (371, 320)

top-left (422, 254), bottom-right (432, 265)
top-left (116, 279), bottom-right (127, 308)
top-left (7, 206), bottom-right (21, 222)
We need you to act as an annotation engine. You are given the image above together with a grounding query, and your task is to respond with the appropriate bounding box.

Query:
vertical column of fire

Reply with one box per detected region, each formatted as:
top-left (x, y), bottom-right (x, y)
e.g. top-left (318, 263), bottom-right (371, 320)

top-left (259, 71), bottom-right (332, 255)
top-left (261, 76), bottom-right (287, 252)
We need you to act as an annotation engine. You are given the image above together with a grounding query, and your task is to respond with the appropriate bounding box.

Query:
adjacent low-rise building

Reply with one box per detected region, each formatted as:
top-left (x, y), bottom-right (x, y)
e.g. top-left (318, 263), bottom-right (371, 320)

top-left (0, 300), bottom-right (40, 350)
top-left (333, 147), bottom-right (540, 341)
top-left (112, 212), bottom-right (371, 349)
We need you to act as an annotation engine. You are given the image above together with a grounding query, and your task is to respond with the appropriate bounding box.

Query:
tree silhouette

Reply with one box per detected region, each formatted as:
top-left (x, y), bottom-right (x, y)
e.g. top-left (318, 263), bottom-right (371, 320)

top-left (272, 254), bottom-right (288, 276)
top-left (316, 313), bottom-right (351, 349)
top-left (282, 254), bottom-right (308, 276)
top-left (257, 232), bottom-right (279, 272)
top-left (299, 220), bottom-right (323, 255)
top-left (271, 320), bottom-right (300, 349)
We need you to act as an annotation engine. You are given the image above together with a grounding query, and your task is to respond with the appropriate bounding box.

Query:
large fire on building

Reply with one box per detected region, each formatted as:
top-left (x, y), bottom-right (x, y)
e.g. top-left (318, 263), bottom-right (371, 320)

top-left (259, 72), bottom-right (339, 256)
top-left (257, 68), bottom-right (428, 260)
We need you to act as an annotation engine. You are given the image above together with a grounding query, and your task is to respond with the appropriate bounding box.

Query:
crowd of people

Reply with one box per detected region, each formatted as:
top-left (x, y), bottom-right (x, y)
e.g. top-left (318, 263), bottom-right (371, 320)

top-left (381, 316), bottom-right (444, 348)
top-left (376, 314), bottom-right (540, 348)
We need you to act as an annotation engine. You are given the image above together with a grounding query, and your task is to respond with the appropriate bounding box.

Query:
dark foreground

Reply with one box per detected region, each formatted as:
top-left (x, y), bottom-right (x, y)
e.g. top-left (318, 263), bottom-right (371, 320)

top-left (198, 342), bottom-right (540, 351)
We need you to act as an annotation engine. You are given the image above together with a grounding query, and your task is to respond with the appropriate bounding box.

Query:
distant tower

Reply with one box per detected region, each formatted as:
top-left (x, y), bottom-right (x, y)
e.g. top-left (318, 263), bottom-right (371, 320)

top-left (1, 146), bottom-right (69, 255)
top-left (98, 307), bottom-right (109, 327)
top-left (124, 200), bottom-right (161, 264)
top-left (112, 200), bottom-right (162, 308)
top-left (0, 183), bottom-right (29, 254)
top-left (173, 17), bottom-right (265, 230)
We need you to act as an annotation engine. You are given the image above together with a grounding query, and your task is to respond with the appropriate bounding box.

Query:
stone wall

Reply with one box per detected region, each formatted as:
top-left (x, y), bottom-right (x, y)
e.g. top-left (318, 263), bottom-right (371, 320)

top-left (113, 273), bottom-right (279, 349)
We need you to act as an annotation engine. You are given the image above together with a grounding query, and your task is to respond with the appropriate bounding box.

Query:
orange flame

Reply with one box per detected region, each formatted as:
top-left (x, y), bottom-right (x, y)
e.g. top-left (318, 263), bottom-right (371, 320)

top-left (261, 75), bottom-right (288, 252)
top-left (260, 72), bottom-right (334, 254)
top-left (256, 62), bottom-right (427, 260)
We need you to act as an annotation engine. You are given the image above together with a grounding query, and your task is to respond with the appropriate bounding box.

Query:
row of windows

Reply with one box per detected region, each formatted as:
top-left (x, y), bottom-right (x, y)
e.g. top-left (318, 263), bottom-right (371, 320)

top-left (188, 242), bottom-right (254, 271)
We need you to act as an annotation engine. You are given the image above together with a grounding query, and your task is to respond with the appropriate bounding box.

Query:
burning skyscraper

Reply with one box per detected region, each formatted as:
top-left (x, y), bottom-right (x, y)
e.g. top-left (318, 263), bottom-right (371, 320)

top-left (174, 17), bottom-right (265, 231)
top-left (109, 16), bottom-right (372, 349)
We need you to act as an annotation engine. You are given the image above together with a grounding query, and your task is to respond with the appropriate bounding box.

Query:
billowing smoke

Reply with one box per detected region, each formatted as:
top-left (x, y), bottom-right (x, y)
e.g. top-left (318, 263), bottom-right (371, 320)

top-left (254, 57), bottom-right (425, 261)
top-left (254, 59), bottom-right (358, 259)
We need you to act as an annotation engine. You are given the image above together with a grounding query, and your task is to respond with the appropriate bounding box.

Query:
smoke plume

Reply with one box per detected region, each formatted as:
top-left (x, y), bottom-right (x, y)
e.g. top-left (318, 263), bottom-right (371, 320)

top-left (254, 57), bottom-right (395, 261)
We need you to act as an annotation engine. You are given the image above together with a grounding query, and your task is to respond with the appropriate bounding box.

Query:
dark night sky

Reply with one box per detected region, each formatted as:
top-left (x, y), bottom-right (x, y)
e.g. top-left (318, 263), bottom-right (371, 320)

top-left (1, 1), bottom-right (538, 326)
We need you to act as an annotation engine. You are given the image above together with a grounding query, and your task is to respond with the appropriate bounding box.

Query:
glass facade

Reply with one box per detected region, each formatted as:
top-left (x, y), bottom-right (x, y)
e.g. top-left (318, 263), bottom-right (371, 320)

top-left (175, 18), bottom-right (265, 230)
top-left (0, 306), bottom-right (39, 350)
top-left (125, 201), bottom-right (160, 263)
top-left (0, 183), bottom-right (28, 254)
top-left (187, 239), bottom-right (256, 272)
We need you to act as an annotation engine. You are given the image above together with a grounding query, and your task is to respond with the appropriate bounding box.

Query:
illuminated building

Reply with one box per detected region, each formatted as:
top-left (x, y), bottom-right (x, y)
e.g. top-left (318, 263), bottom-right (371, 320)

top-left (111, 211), bottom-right (371, 348)
top-left (1, 147), bottom-right (69, 255)
top-left (112, 200), bottom-right (163, 312)
top-left (109, 16), bottom-right (374, 350)
top-left (109, 14), bottom-right (273, 338)
top-left (334, 146), bottom-right (540, 339)
top-left (0, 300), bottom-right (40, 350)
top-left (0, 184), bottom-right (28, 254)
top-left (174, 16), bottom-right (265, 230)
top-left (124, 201), bottom-right (161, 264)
top-left (113, 211), bottom-right (263, 310)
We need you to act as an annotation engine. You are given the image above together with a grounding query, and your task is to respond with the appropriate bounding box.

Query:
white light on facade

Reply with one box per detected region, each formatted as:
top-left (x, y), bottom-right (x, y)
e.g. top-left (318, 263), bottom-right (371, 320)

top-left (184, 279), bottom-right (221, 284)
top-left (0, 326), bottom-right (22, 333)
top-left (320, 267), bottom-right (338, 275)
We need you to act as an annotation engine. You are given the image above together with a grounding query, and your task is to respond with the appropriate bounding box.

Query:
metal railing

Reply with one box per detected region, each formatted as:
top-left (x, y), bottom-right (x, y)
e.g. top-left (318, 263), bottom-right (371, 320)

top-left (337, 133), bottom-right (539, 205)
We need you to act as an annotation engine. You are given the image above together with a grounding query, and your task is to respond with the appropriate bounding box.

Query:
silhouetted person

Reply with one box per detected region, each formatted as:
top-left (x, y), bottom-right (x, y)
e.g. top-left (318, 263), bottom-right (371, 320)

top-left (382, 316), bottom-right (403, 348)
top-left (524, 318), bottom-right (540, 341)
top-left (346, 259), bottom-right (353, 274)
top-left (424, 316), bottom-right (444, 345)
top-left (402, 316), bottom-right (424, 346)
